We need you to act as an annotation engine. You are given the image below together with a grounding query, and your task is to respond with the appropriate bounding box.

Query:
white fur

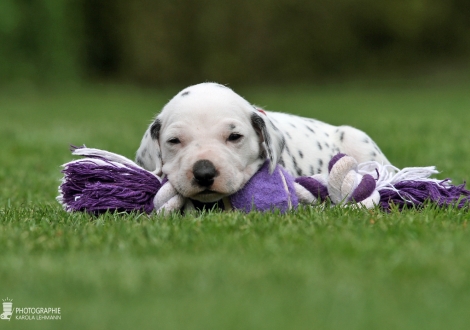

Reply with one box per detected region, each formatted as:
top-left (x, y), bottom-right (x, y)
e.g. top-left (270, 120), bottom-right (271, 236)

top-left (136, 82), bottom-right (390, 203)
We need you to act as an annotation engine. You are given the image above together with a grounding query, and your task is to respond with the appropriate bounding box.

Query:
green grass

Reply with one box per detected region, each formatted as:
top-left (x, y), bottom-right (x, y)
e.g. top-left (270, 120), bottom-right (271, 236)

top-left (1, 80), bottom-right (470, 329)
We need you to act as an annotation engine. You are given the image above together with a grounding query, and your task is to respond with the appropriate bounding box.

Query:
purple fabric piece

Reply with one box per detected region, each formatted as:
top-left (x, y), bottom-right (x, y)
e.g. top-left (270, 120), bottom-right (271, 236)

top-left (328, 153), bottom-right (347, 173)
top-left (60, 151), bottom-right (299, 214)
top-left (379, 180), bottom-right (470, 211)
top-left (349, 174), bottom-right (376, 202)
top-left (294, 176), bottom-right (329, 202)
top-left (60, 159), bottom-right (161, 214)
top-left (230, 161), bottom-right (298, 213)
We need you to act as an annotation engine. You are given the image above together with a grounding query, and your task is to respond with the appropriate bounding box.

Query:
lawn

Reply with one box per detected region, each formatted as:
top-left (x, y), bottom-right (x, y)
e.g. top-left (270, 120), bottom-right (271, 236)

top-left (1, 78), bottom-right (470, 329)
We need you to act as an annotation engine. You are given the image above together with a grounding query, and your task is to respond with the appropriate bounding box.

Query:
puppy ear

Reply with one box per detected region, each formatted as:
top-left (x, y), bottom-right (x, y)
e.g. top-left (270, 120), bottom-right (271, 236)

top-left (251, 108), bottom-right (285, 173)
top-left (135, 118), bottom-right (163, 175)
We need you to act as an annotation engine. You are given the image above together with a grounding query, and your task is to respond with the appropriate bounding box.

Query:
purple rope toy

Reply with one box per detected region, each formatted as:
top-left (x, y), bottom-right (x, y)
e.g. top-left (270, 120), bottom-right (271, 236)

top-left (57, 148), bottom-right (470, 214)
top-left (58, 147), bottom-right (297, 214)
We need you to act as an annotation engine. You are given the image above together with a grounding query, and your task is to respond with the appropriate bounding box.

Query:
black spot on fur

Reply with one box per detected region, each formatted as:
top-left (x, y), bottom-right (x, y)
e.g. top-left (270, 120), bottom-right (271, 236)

top-left (252, 112), bottom-right (280, 162)
top-left (298, 150), bottom-right (303, 158)
top-left (181, 91), bottom-right (190, 96)
top-left (318, 159), bottom-right (323, 168)
top-left (251, 113), bottom-right (265, 129)
top-left (324, 132), bottom-right (329, 137)
top-left (292, 157), bottom-right (302, 176)
top-left (141, 148), bottom-right (148, 157)
top-left (150, 119), bottom-right (162, 140)
top-left (317, 168), bottom-right (322, 174)
top-left (285, 132), bottom-right (292, 139)
top-left (371, 151), bottom-right (377, 157)
top-left (285, 144), bottom-right (291, 156)
top-left (229, 124), bottom-right (236, 130)
top-left (259, 149), bottom-right (267, 159)
top-left (310, 165), bottom-right (314, 175)
top-left (279, 157), bottom-right (286, 167)
top-left (340, 131), bottom-right (345, 142)
top-left (136, 156), bottom-right (145, 167)
top-left (306, 126), bottom-right (315, 134)
top-left (325, 142), bottom-right (330, 148)
top-left (317, 142), bottom-right (322, 150)
top-left (290, 123), bottom-right (296, 128)
top-left (364, 138), bottom-right (370, 143)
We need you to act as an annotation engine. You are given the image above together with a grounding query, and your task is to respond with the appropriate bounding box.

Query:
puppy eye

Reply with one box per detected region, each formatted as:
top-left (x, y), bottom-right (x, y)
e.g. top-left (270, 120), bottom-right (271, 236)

top-left (228, 133), bottom-right (243, 142)
top-left (167, 138), bottom-right (181, 145)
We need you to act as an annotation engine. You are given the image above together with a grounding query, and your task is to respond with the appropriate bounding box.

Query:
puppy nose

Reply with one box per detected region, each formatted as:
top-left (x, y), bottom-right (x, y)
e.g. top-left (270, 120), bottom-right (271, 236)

top-left (193, 159), bottom-right (218, 187)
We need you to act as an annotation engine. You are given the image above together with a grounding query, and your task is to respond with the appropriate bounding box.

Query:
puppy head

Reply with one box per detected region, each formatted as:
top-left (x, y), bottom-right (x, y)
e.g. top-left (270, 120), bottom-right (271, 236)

top-left (148, 82), bottom-right (284, 202)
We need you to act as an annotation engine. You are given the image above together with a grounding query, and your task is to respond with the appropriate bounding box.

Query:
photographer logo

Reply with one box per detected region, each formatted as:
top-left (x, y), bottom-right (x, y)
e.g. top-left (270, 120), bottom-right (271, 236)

top-left (1, 297), bottom-right (61, 321)
top-left (1, 298), bottom-right (13, 321)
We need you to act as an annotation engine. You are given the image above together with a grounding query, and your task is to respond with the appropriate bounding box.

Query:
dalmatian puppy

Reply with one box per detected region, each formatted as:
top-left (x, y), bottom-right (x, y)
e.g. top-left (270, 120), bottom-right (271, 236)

top-left (136, 82), bottom-right (390, 203)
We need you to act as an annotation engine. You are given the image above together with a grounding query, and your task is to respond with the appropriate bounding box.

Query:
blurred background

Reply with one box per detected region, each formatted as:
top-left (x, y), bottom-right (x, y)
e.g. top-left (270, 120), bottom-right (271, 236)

top-left (1, 0), bottom-right (469, 88)
top-left (2, 4), bottom-right (470, 329)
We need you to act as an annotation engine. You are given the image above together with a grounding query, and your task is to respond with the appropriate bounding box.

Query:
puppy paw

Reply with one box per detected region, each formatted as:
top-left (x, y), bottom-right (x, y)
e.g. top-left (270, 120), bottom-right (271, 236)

top-left (153, 180), bottom-right (185, 215)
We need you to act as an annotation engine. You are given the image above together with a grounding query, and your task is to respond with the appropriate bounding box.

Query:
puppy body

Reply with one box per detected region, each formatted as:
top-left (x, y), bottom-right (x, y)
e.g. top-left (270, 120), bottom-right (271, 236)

top-left (265, 111), bottom-right (389, 176)
top-left (136, 83), bottom-right (389, 202)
